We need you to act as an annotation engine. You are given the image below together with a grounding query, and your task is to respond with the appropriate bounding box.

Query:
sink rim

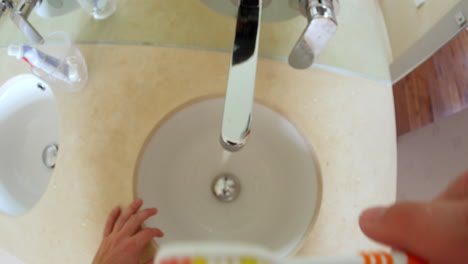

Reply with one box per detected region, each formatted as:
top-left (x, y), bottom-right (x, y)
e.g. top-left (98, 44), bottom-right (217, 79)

top-left (133, 95), bottom-right (323, 256)
top-left (0, 74), bottom-right (60, 217)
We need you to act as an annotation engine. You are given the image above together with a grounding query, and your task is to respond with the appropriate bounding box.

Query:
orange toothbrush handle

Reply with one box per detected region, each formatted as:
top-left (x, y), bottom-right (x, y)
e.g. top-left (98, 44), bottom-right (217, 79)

top-left (360, 251), bottom-right (427, 264)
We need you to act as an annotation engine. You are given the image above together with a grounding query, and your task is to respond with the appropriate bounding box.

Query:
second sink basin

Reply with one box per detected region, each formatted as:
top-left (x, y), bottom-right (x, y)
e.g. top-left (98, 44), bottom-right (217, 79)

top-left (0, 74), bottom-right (59, 216)
top-left (137, 98), bottom-right (321, 256)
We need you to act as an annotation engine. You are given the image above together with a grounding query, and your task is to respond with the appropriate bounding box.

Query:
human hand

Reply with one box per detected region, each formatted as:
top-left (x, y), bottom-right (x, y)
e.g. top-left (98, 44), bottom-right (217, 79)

top-left (359, 172), bottom-right (468, 264)
top-left (93, 198), bottom-right (164, 264)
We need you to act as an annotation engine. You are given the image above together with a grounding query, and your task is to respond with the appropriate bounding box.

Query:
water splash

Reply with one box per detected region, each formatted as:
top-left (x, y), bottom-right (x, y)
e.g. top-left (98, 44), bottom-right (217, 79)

top-left (216, 149), bottom-right (234, 174)
top-left (221, 150), bottom-right (231, 164)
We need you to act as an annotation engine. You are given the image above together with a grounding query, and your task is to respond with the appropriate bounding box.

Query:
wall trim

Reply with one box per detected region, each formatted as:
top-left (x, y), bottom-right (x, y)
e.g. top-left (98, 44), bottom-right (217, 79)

top-left (390, 1), bottom-right (468, 84)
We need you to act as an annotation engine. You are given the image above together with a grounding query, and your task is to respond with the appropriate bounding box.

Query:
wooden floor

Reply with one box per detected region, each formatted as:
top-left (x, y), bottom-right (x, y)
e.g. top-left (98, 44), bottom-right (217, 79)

top-left (393, 29), bottom-right (468, 136)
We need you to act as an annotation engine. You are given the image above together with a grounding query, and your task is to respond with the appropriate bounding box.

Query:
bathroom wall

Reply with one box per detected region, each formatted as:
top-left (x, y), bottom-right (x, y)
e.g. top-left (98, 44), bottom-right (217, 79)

top-left (0, 0), bottom-right (391, 82)
top-left (379, 0), bottom-right (462, 61)
top-left (397, 107), bottom-right (468, 201)
top-left (379, 0), bottom-right (468, 82)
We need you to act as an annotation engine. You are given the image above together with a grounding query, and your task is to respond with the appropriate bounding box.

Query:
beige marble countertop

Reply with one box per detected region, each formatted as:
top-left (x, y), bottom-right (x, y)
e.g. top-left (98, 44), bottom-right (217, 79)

top-left (0, 44), bottom-right (396, 264)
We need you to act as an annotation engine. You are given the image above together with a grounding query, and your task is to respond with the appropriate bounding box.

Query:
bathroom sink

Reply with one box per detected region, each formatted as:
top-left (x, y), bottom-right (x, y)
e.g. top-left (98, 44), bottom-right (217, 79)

top-left (0, 74), bottom-right (59, 216)
top-left (137, 98), bottom-right (321, 256)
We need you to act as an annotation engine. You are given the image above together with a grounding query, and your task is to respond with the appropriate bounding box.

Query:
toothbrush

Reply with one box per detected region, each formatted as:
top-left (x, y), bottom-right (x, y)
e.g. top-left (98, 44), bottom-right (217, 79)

top-left (155, 242), bottom-right (427, 264)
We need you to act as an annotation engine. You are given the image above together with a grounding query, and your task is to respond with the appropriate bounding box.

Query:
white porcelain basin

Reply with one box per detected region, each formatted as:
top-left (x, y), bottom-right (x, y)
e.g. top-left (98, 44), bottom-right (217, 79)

top-left (0, 74), bottom-right (59, 216)
top-left (137, 98), bottom-right (321, 256)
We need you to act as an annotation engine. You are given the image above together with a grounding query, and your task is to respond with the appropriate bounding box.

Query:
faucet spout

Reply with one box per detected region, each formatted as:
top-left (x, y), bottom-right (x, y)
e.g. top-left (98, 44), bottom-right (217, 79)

top-left (221, 0), bottom-right (262, 152)
top-left (10, 0), bottom-right (44, 44)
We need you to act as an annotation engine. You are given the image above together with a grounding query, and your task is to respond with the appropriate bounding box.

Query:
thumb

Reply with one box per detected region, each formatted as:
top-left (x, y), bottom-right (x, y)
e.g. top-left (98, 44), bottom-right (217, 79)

top-left (359, 201), bottom-right (468, 264)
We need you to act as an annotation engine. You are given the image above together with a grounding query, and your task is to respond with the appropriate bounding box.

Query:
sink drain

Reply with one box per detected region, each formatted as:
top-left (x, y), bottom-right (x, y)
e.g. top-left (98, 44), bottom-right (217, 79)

top-left (42, 144), bottom-right (59, 169)
top-left (212, 173), bottom-right (241, 202)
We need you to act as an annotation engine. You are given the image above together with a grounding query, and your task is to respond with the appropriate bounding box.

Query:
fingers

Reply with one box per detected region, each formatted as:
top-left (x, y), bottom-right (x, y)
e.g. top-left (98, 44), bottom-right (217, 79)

top-left (121, 208), bottom-right (158, 236)
top-left (437, 172), bottom-right (468, 201)
top-left (359, 201), bottom-right (468, 264)
top-left (103, 206), bottom-right (121, 237)
top-left (360, 202), bottom-right (430, 250)
top-left (144, 258), bottom-right (155, 264)
top-left (133, 228), bottom-right (164, 250)
top-left (114, 198), bottom-right (143, 231)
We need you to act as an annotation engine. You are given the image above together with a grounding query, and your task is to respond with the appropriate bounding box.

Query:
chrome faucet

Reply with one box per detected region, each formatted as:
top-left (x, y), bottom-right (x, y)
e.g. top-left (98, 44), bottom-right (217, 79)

top-left (220, 0), bottom-right (262, 152)
top-left (219, 0), bottom-right (339, 152)
top-left (1, 0), bottom-right (44, 44)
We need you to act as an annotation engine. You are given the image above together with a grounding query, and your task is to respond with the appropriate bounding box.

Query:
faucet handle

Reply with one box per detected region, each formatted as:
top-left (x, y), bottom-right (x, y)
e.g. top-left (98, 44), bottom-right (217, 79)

top-left (288, 0), bottom-right (339, 69)
top-left (10, 12), bottom-right (45, 44)
top-left (16, 0), bottom-right (38, 18)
